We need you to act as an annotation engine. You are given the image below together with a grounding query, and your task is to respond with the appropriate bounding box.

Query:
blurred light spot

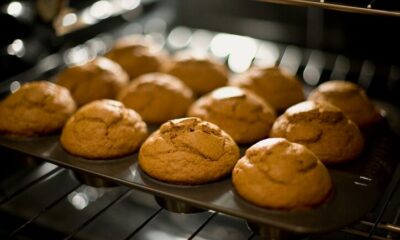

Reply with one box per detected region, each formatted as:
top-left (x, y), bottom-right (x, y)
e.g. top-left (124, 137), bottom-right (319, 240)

top-left (122, 23), bottom-right (143, 36)
top-left (167, 26), bottom-right (192, 49)
top-left (7, 39), bottom-right (25, 58)
top-left (64, 46), bottom-right (93, 65)
top-left (83, 186), bottom-right (101, 201)
top-left (68, 192), bottom-right (89, 210)
top-left (62, 13), bottom-right (77, 26)
top-left (210, 34), bottom-right (257, 67)
top-left (86, 37), bottom-right (107, 55)
top-left (144, 18), bottom-right (166, 34)
top-left (212, 87), bottom-right (245, 100)
top-left (254, 42), bottom-right (280, 67)
top-left (210, 33), bottom-right (233, 58)
top-left (303, 65), bottom-right (321, 86)
top-left (145, 33), bottom-right (165, 51)
top-left (189, 30), bottom-right (214, 51)
top-left (10, 81), bottom-right (21, 93)
top-left (227, 36), bottom-right (258, 73)
top-left (81, 9), bottom-right (97, 24)
top-left (90, 1), bottom-right (113, 19)
top-left (98, 34), bottom-right (114, 52)
top-left (279, 46), bottom-right (302, 75)
top-left (7, 1), bottom-right (22, 17)
top-left (68, 186), bottom-right (105, 210)
top-left (303, 51), bottom-right (324, 86)
top-left (358, 60), bottom-right (375, 89)
top-left (330, 55), bottom-right (350, 80)
top-left (387, 65), bottom-right (400, 90)
top-left (146, 231), bottom-right (186, 240)
top-left (129, 165), bottom-right (138, 180)
top-left (120, 0), bottom-right (141, 10)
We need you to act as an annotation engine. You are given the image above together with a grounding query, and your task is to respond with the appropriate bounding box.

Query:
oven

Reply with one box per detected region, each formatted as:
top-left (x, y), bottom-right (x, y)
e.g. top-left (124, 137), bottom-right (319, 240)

top-left (1, 0), bottom-right (400, 239)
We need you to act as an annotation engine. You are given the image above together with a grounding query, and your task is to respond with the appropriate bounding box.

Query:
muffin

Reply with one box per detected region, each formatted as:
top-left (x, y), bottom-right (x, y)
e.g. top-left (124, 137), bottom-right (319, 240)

top-left (56, 57), bottom-right (129, 106)
top-left (232, 138), bottom-right (332, 209)
top-left (165, 53), bottom-right (228, 95)
top-left (270, 101), bottom-right (364, 163)
top-left (230, 66), bottom-right (304, 112)
top-left (188, 86), bottom-right (276, 144)
top-left (139, 117), bottom-right (240, 184)
top-left (118, 73), bottom-right (194, 124)
top-left (0, 81), bottom-right (76, 136)
top-left (105, 35), bottom-right (165, 78)
top-left (61, 99), bottom-right (147, 159)
top-left (308, 80), bottom-right (381, 127)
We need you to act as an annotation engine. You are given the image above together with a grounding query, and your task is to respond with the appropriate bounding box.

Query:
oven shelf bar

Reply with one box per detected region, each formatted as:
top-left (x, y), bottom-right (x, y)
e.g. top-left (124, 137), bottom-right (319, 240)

top-left (256, 0), bottom-right (400, 17)
top-left (361, 220), bottom-right (400, 234)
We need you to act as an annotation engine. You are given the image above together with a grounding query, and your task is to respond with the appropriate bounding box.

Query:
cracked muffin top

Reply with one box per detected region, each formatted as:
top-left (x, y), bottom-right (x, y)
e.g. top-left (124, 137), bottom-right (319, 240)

top-left (56, 57), bottom-right (129, 106)
top-left (230, 66), bottom-right (304, 112)
top-left (0, 81), bottom-right (76, 136)
top-left (118, 73), bottom-right (194, 124)
top-left (105, 35), bottom-right (166, 78)
top-left (165, 53), bottom-right (228, 95)
top-left (308, 80), bottom-right (382, 128)
top-left (270, 101), bottom-right (364, 163)
top-left (61, 99), bottom-right (148, 159)
top-left (232, 138), bottom-right (332, 209)
top-left (188, 87), bottom-right (276, 144)
top-left (139, 117), bottom-right (240, 184)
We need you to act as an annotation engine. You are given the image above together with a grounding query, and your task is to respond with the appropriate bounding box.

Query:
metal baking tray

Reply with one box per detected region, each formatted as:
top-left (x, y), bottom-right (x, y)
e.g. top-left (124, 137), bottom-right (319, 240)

top-left (0, 104), bottom-right (398, 234)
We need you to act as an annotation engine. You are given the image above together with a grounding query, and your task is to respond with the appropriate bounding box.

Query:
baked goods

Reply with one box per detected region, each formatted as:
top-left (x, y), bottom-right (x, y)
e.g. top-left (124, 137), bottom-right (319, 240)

top-left (232, 138), bottom-right (332, 209)
top-left (165, 53), bottom-right (228, 95)
top-left (139, 117), bottom-right (240, 184)
top-left (56, 57), bottom-right (129, 106)
top-left (118, 73), bottom-right (194, 123)
top-left (270, 101), bottom-right (364, 163)
top-left (308, 80), bottom-right (381, 127)
top-left (61, 99), bottom-right (147, 159)
top-left (0, 81), bottom-right (76, 136)
top-left (230, 66), bottom-right (304, 112)
top-left (188, 86), bottom-right (276, 144)
top-left (105, 35), bottom-right (165, 78)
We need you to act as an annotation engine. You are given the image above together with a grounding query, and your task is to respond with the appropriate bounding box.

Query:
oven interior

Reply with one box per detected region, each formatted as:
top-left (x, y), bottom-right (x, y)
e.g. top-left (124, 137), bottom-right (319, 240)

top-left (1, 0), bottom-right (400, 239)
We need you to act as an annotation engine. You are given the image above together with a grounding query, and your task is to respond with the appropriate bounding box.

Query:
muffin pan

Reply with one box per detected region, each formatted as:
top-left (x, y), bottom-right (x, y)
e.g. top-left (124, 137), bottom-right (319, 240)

top-left (0, 113), bottom-right (398, 234)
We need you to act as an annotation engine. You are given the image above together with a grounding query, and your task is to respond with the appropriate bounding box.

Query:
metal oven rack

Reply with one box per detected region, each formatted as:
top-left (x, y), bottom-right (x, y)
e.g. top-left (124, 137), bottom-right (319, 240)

top-left (256, 0), bottom-right (400, 17)
top-left (0, 155), bottom-right (400, 240)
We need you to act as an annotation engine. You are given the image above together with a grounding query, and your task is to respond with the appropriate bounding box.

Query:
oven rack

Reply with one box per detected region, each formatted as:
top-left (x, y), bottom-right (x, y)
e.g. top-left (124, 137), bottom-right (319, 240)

top-left (257, 0), bottom-right (400, 17)
top-left (0, 159), bottom-right (399, 240)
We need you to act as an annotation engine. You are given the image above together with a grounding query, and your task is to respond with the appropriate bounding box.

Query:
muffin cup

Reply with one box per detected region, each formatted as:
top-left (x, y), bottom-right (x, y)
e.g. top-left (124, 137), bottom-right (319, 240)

top-left (71, 171), bottom-right (117, 188)
top-left (154, 196), bottom-right (205, 214)
top-left (247, 221), bottom-right (306, 240)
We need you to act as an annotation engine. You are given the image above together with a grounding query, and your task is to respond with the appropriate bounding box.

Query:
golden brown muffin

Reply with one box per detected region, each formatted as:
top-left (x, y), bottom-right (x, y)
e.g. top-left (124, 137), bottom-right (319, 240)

top-left (188, 87), bottom-right (276, 144)
top-left (105, 35), bottom-right (165, 78)
top-left (61, 99), bottom-right (147, 159)
top-left (118, 73), bottom-right (194, 124)
top-left (139, 117), bottom-right (240, 184)
top-left (0, 81), bottom-right (76, 136)
top-left (230, 66), bottom-right (304, 112)
top-left (270, 101), bottom-right (364, 163)
top-left (232, 138), bottom-right (332, 209)
top-left (165, 53), bottom-right (228, 95)
top-left (56, 57), bottom-right (129, 106)
top-left (308, 80), bottom-right (382, 128)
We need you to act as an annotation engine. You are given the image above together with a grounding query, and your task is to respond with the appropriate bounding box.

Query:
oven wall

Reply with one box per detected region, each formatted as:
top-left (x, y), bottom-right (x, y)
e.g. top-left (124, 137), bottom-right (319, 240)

top-left (175, 0), bottom-right (400, 65)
